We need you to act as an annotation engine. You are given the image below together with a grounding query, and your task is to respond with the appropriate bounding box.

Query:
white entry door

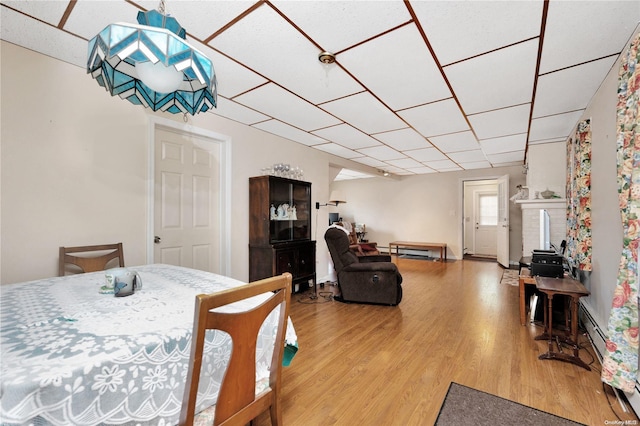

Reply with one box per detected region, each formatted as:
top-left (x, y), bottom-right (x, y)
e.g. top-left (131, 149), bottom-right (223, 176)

top-left (154, 127), bottom-right (221, 272)
top-left (496, 174), bottom-right (510, 268)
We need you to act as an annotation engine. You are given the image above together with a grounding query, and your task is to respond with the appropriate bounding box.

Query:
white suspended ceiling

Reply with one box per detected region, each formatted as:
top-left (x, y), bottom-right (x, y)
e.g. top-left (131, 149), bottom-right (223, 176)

top-left (2, 0), bottom-right (639, 176)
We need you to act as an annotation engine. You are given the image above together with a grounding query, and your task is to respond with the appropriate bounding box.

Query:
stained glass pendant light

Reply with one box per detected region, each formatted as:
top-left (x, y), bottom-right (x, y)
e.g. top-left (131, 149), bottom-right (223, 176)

top-left (87, 0), bottom-right (217, 115)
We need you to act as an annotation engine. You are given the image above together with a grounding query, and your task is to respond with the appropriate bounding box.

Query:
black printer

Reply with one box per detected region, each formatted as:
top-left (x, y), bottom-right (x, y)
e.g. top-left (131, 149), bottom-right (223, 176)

top-left (531, 249), bottom-right (564, 278)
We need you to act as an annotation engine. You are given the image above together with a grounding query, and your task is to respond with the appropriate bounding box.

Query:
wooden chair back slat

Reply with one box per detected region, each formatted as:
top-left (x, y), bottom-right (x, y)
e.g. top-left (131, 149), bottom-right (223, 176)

top-left (179, 273), bottom-right (292, 426)
top-left (58, 243), bottom-right (125, 276)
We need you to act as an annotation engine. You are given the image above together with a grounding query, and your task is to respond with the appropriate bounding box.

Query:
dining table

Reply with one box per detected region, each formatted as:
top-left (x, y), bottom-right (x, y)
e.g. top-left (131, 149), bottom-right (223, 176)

top-left (0, 264), bottom-right (297, 425)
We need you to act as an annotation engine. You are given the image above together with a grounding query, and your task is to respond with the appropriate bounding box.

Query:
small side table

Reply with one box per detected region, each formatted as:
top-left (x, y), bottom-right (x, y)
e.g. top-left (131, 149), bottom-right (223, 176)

top-left (534, 275), bottom-right (591, 370)
top-left (519, 268), bottom-right (537, 325)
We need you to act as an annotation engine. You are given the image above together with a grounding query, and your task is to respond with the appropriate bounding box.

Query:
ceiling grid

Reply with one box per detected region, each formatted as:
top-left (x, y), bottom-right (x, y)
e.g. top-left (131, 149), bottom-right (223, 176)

top-left (3, 0), bottom-right (639, 175)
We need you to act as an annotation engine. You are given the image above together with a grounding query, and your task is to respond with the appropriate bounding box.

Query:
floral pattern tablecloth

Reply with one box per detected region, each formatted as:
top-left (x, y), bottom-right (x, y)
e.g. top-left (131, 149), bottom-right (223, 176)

top-left (0, 264), bottom-right (296, 425)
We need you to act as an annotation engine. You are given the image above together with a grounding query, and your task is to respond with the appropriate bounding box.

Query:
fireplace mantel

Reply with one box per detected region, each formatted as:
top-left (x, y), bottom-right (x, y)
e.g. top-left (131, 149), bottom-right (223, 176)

top-left (516, 199), bottom-right (566, 209)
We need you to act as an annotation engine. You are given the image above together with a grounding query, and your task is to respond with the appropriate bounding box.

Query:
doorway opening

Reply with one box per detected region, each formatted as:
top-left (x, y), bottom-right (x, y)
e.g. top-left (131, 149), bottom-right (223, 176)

top-left (463, 179), bottom-right (498, 262)
top-left (462, 174), bottom-right (510, 267)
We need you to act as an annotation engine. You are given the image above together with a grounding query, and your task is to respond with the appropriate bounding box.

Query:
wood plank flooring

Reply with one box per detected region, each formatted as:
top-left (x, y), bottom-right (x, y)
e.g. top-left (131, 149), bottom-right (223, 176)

top-left (255, 258), bottom-right (638, 425)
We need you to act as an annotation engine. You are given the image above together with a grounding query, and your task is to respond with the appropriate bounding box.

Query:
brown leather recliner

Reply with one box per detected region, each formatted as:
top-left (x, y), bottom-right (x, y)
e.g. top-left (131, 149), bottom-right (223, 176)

top-left (324, 227), bottom-right (402, 305)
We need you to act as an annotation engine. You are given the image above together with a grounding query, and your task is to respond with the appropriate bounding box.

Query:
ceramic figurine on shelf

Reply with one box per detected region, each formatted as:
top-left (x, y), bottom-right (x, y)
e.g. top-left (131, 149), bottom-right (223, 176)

top-left (270, 204), bottom-right (277, 220)
top-left (291, 205), bottom-right (297, 220)
top-left (277, 204), bottom-right (289, 219)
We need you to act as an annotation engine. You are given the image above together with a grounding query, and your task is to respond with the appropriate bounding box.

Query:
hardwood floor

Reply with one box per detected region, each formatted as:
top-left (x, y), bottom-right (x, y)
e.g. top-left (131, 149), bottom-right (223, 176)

top-left (255, 258), bottom-right (638, 425)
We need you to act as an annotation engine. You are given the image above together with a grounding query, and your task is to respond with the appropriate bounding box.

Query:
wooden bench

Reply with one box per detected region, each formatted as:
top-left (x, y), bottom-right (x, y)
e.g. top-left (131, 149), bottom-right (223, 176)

top-left (389, 241), bottom-right (447, 262)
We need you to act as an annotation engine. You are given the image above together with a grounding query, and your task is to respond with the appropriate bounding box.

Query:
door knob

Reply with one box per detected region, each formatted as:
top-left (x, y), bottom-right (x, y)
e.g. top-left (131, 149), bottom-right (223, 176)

top-left (154, 236), bottom-right (162, 244)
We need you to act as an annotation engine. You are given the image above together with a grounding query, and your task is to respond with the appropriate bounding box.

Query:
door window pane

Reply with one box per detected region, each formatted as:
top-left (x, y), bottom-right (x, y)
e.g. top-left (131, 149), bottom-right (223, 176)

top-left (479, 194), bottom-right (498, 226)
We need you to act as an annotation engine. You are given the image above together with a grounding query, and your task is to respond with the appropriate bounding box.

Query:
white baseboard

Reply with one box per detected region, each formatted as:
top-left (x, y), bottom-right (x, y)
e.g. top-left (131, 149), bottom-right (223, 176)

top-left (580, 301), bottom-right (640, 416)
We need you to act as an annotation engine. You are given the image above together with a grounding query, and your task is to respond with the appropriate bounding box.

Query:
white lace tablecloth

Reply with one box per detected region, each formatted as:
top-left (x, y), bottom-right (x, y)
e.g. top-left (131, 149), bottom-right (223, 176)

top-left (0, 264), bottom-right (296, 425)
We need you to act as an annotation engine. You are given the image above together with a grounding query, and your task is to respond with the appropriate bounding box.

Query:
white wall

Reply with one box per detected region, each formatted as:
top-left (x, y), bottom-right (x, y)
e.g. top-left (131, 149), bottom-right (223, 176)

top-left (329, 167), bottom-right (525, 265)
top-left (1, 42), bottom-right (149, 283)
top-left (576, 27), bottom-right (631, 330)
top-left (0, 41), bottom-right (351, 284)
top-left (526, 143), bottom-right (566, 198)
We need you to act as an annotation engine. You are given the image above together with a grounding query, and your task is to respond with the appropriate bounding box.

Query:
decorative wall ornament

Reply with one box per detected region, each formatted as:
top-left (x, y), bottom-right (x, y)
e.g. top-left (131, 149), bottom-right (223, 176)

top-left (602, 31), bottom-right (640, 393)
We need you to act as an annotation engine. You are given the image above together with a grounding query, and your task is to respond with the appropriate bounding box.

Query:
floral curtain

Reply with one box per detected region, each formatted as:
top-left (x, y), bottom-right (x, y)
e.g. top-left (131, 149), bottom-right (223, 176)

top-left (601, 32), bottom-right (640, 393)
top-left (566, 121), bottom-right (592, 271)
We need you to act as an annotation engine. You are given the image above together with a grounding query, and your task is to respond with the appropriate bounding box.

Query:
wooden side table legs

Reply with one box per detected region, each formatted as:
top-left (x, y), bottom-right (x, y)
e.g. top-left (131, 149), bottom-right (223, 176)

top-left (534, 293), bottom-right (591, 370)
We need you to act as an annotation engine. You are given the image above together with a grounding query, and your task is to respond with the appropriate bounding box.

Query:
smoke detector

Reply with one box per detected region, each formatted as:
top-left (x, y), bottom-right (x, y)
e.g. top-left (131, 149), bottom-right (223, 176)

top-left (318, 52), bottom-right (336, 64)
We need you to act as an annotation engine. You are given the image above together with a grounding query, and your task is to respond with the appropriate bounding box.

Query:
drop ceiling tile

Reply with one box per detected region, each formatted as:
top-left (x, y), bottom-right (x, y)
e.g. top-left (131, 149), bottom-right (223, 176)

top-left (234, 83), bottom-right (341, 131)
top-left (313, 124), bottom-right (381, 150)
top-left (429, 131), bottom-right (480, 153)
top-left (447, 150), bottom-right (487, 164)
top-left (406, 166), bottom-right (437, 174)
top-left (374, 128), bottom-right (432, 151)
top-left (271, 1), bottom-right (411, 52)
top-left (187, 39), bottom-right (267, 99)
top-left (134, 0), bottom-right (255, 40)
top-left (385, 158), bottom-right (424, 169)
top-left (540, 1), bottom-right (640, 73)
top-left (444, 39), bottom-right (539, 114)
top-left (253, 120), bottom-right (328, 147)
top-left (469, 104), bottom-right (531, 140)
top-left (2, 0), bottom-right (69, 25)
top-left (479, 134), bottom-right (527, 155)
top-left (212, 97), bottom-right (270, 125)
top-left (529, 111), bottom-right (584, 142)
top-left (352, 157), bottom-right (388, 168)
top-left (1, 6), bottom-right (87, 68)
top-left (412, 0), bottom-right (543, 65)
top-left (357, 146), bottom-right (405, 161)
top-left (334, 169), bottom-right (375, 181)
top-left (425, 159), bottom-right (460, 171)
top-left (338, 23), bottom-right (451, 111)
top-left (210, 4), bottom-right (362, 104)
top-left (460, 161), bottom-right (493, 170)
top-left (487, 151), bottom-right (525, 164)
top-left (398, 98), bottom-right (469, 138)
top-left (405, 147), bottom-right (447, 162)
top-left (533, 57), bottom-right (617, 118)
top-left (313, 143), bottom-right (361, 159)
top-left (64, 0), bottom-right (141, 40)
top-left (320, 92), bottom-right (406, 134)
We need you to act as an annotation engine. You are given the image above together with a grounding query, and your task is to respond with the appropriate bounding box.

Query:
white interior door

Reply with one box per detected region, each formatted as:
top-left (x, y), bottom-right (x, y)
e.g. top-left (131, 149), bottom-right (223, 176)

top-left (154, 127), bottom-right (221, 272)
top-left (497, 174), bottom-right (510, 267)
top-left (474, 191), bottom-right (498, 256)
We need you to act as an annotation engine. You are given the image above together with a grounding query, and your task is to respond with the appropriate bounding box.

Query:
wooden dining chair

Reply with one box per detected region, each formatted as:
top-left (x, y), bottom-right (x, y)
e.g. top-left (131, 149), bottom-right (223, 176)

top-left (58, 243), bottom-right (125, 276)
top-left (179, 273), bottom-right (292, 426)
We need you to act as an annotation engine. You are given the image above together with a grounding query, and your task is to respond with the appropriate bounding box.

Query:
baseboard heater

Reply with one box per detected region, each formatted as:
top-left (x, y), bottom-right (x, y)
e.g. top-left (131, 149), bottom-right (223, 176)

top-left (580, 301), bottom-right (640, 416)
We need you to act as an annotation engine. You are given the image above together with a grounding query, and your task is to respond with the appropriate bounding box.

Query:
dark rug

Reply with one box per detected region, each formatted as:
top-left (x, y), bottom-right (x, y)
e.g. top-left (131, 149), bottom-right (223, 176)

top-left (435, 383), bottom-right (585, 425)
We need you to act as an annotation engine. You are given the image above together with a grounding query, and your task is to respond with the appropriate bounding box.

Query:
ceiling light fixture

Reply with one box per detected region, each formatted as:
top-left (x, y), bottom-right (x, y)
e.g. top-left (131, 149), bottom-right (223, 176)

top-left (87, 0), bottom-right (217, 115)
